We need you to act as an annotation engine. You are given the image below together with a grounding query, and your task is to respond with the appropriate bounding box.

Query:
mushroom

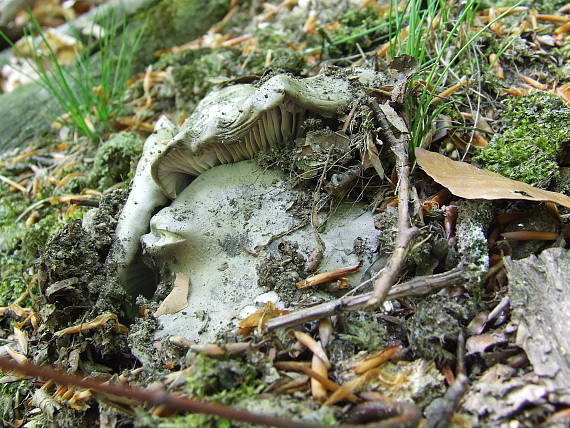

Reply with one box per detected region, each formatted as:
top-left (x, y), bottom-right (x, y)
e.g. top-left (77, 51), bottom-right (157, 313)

top-left (151, 73), bottom-right (354, 199)
top-left (109, 117), bottom-right (177, 292)
top-left (110, 68), bottom-right (389, 291)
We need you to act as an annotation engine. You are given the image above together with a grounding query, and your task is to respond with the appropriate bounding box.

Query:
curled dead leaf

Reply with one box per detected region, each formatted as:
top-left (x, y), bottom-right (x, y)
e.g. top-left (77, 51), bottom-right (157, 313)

top-left (415, 148), bottom-right (570, 208)
top-left (238, 302), bottom-right (289, 334)
top-left (293, 331), bottom-right (331, 369)
top-left (354, 345), bottom-right (401, 374)
top-left (154, 273), bottom-right (190, 317)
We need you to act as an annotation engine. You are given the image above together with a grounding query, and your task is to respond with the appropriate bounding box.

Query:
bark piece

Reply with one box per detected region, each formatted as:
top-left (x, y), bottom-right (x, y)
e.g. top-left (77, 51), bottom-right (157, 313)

top-left (504, 248), bottom-right (570, 404)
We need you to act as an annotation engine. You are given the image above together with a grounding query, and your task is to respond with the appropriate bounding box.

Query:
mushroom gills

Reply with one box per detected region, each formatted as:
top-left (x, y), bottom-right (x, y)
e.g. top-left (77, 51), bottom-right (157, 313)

top-left (212, 107), bottom-right (304, 165)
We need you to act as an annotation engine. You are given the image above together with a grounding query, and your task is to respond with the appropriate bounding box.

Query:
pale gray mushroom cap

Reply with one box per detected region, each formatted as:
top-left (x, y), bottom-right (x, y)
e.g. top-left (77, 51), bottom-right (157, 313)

top-left (151, 73), bottom-right (354, 199)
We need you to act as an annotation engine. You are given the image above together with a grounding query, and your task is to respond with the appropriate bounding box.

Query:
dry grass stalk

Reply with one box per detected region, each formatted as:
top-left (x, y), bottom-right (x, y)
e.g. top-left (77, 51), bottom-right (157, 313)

top-left (354, 345), bottom-right (401, 374)
top-left (54, 313), bottom-right (129, 336)
top-left (293, 331), bottom-right (331, 369)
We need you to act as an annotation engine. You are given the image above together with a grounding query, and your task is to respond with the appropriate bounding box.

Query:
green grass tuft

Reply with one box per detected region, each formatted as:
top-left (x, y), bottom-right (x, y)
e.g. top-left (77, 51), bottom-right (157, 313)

top-left (386, 0), bottom-right (524, 150)
top-left (1, 12), bottom-right (145, 139)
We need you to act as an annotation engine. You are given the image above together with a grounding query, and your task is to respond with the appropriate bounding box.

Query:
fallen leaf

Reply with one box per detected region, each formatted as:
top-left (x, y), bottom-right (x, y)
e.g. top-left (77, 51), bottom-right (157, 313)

top-left (378, 102), bottom-right (409, 133)
top-left (154, 273), bottom-right (190, 317)
top-left (5, 345), bottom-right (27, 365)
top-left (354, 345), bottom-right (401, 374)
top-left (13, 327), bottom-right (28, 356)
top-left (415, 148), bottom-right (570, 208)
top-left (293, 331), bottom-right (331, 369)
top-left (238, 302), bottom-right (289, 334)
top-left (466, 331), bottom-right (508, 354)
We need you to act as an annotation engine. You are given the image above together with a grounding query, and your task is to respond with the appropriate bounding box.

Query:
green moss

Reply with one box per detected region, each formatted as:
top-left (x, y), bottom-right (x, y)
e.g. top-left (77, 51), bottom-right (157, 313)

top-left (141, 354), bottom-right (338, 427)
top-left (157, 354), bottom-right (263, 427)
top-left (0, 180), bottom-right (84, 306)
top-left (475, 92), bottom-right (570, 187)
top-left (407, 295), bottom-right (476, 362)
top-left (89, 132), bottom-right (143, 189)
top-left (526, 0), bottom-right (568, 13)
top-left (165, 48), bottom-right (243, 110)
top-left (269, 48), bottom-right (306, 73)
top-left (337, 312), bottom-right (388, 352)
top-left (0, 381), bottom-right (31, 425)
top-left (551, 40), bottom-right (570, 82)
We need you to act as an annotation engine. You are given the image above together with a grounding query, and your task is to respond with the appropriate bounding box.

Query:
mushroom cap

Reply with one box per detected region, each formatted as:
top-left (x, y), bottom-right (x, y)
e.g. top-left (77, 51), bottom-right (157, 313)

top-left (151, 73), bottom-right (353, 199)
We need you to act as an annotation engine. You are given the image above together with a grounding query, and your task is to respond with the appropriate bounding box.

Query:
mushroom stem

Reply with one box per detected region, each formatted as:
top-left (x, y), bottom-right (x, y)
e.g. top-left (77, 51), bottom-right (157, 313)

top-left (109, 116), bottom-right (177, 293)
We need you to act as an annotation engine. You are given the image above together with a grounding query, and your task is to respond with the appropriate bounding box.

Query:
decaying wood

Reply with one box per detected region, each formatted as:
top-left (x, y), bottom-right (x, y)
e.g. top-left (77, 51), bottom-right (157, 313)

top-left (504, 248), bottom-right (570, 404)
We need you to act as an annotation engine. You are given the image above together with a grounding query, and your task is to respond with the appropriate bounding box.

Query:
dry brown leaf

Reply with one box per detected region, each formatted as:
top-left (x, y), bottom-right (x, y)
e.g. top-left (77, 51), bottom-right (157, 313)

top-left (415, 148), bottom-right (570, 208)
top-left (293, 331), bottom-right (331, 369)
top-left (311, 352), bottom-right (329, 402)
top-left (238, 302), bottom-right (289, 334)
top-left (296, 264), bottom-right (361, 288)
top-left (154, 273), bottom-right (190, 317)
top-left (378, 102), bottom-right (409, 133)
top-left (5, 345), bottom-right (27, 365)
top-left (13, 326), bottom-right (28, 355)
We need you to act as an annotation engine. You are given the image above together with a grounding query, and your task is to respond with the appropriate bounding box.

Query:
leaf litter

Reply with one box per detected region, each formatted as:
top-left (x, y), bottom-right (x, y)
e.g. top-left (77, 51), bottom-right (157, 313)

top-left (1, 0), bottom-right (570, 427)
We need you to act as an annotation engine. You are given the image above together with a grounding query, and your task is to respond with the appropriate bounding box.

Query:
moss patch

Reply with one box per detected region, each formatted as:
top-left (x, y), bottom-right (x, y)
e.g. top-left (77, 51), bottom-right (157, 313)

top-left (0, 184), bottom-right (84, 306)
top-left (475, 91), bottom-right (570, 187)
top-left (155, 355), bottom-right (263, 428)
top-left (88, 132), bottom-right (143, 189)
top-left (327, 7), bottom-right (387, 58)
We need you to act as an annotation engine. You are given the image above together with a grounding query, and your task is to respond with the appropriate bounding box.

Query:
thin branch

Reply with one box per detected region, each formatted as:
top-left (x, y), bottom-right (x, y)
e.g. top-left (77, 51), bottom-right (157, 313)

top-left (266, 267), bottom-right (465, 330)
top-left (0, 356), bottom-right (427, 427)
top-left (424, 374), bottom-right (469, 428)
top-left (0, 356), bottom-right (324, 428)
top-left (367, 100), bottom-right (419, 306)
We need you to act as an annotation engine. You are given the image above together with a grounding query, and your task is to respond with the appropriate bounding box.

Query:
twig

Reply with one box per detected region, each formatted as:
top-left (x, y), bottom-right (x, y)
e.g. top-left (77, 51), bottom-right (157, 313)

top-left (367, 100), bottom-right (418, 306)
top-left (346, 401), bottom-right (421, 428)
top-left (0, 356), bottom-right (324, 428)
top-left (266, 267), bottom-right (465, 330)
top-left (424, 330), bottom-right (469, 428)
top-left (306, 148), bottom-right (331, 272)
top-left (456, 331), bottom-right (466, 377)
top-left (424, 374), bottom-right (468, 428)
top-left (0, 356), bottom-right (424, 427)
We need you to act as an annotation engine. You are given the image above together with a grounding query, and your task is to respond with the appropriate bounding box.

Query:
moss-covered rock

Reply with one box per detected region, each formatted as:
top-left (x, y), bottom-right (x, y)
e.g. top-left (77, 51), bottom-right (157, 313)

top-left (475, 91), bottom-right (570, 187)
top-left (407, 294), bottom-right (476, 362)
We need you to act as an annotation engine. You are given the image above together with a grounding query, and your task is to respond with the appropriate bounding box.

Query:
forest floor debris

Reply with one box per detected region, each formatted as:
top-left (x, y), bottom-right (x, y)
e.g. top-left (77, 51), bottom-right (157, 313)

top-left (1, 0), bottom-right (570, 427)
